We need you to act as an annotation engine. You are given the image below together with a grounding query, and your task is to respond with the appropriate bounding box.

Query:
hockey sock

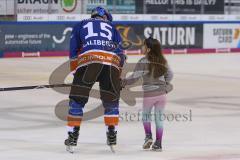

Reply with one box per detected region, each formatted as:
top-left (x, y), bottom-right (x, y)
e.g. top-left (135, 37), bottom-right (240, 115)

top-left (67, 99), bottom-right (84, 132)
top-left (104, 116), bottom-right (119, 127)
top-left (103, 102), bottom-right (119, 129)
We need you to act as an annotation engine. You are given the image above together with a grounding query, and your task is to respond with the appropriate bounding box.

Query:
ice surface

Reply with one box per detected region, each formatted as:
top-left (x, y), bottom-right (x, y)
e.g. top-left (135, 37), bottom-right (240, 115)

top-left (0, 54), bottom-right (240, 160)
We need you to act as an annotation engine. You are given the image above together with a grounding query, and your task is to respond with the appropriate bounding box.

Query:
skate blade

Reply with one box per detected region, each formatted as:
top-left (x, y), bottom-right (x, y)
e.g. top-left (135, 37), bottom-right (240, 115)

top-left (66, 146), bottom-right (75, 153)
top-left (152, 148), bottom-right (162, 152)
top-left (109, 145), bottom-right (116, 153)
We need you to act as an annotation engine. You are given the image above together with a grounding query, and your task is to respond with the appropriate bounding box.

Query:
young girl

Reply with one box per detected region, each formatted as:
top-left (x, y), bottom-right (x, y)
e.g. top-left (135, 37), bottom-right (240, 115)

top-left (123, 37), bottom-right (173, 151)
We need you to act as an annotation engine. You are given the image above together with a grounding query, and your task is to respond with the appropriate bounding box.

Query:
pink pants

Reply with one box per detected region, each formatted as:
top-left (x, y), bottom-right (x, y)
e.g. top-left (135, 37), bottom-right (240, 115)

top-left (142, 93), bottom-right (166, 141)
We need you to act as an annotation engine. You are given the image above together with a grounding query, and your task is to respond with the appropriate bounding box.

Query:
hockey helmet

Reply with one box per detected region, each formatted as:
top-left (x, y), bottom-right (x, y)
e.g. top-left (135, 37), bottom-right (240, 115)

top-left (91, 6), bottom-right (113, 22)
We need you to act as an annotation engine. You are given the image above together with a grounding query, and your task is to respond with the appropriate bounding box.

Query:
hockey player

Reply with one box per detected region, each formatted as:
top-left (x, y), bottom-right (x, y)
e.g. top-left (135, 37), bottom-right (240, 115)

top-left (65, 6), bottom-right (125, 153)
top-left (123, 37), bottom-right (173, 151)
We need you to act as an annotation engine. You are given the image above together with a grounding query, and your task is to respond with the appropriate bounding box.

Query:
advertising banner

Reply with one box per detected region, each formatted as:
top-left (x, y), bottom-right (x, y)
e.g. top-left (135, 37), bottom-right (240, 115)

top-left (0, 1), bottom-right (7, 15)
top-left (144, 0), bottom-right (224, 14)
top-left (203, 24), bottom-right (240, 49)
top-left (116, 23), bottom-right (203, 49)
top-left (17, 0), bottom-right (81, 14)
top-left (203, 0), bottom-right (224, 14)
top-left (0, 0), bottom-right (15, 15)
top-left (86, 0), bottom-right (136, 14)
top-left (0, 24), bottom-right (75, 53)
top-left (0, 22), bottom-right (203, 55)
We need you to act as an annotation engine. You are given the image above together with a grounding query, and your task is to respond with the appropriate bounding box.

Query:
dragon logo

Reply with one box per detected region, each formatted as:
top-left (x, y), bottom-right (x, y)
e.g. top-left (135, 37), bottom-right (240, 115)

top-left (117, 26), bottom-right (143, 47)
top-left (234, 28), bottom-right (240, 48)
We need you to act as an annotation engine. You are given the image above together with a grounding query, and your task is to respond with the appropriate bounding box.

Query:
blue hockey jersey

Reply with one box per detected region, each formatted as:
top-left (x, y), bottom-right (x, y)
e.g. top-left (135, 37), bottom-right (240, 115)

top-left (70, 18), bottom-right (125, 70)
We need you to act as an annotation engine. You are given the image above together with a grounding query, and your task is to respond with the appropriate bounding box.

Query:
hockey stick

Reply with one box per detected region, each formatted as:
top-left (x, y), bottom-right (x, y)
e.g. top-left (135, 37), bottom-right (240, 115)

top-left (0, 84), bottom-right (72, 92)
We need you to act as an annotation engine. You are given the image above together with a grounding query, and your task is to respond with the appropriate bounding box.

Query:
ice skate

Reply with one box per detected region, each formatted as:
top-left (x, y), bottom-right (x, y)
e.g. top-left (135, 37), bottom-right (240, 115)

top-left (64, 127), bottom-right (79, 153)
top-left (106, 126), bottom-right (117, 153)
top-left (152, 140), bottom-right (162, 152)
top-left (143, 134), bottom-right (153, 149)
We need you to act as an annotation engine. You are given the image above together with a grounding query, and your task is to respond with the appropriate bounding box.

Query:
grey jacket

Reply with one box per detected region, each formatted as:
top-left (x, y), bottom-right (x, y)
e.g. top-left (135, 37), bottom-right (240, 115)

top-left (125, 57), bottom-right (173, 93)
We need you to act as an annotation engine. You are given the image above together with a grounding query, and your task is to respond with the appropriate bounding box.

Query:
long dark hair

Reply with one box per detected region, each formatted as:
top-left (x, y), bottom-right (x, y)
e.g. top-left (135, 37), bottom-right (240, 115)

top-left (144, 37), bottom-right (167, 78)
